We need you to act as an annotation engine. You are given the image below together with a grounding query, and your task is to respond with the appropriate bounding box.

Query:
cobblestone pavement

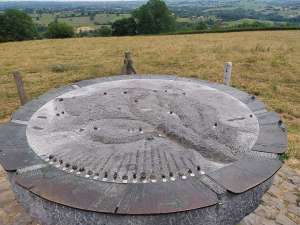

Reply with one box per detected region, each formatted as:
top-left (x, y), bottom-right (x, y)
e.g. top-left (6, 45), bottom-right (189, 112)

top-left (0, 167), bottom-right (39, 225)
top-left (0, 164), bottom-right (299, 225)
top-left (239, 164), bottom-right (300, 225)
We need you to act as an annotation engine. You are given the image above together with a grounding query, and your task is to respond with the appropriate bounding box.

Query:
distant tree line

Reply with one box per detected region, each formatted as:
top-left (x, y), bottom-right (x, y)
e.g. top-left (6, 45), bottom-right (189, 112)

top-left (1, 1), bottom-right (140, 14)
top-left (0, 0), bottom-right (300, 43)
top-left (0, 9), bottom-right (75, 42)
top-left (172, 7), bottom-right (300, 24)
top-left (208, 8), bottom-right (300, 23)
top-left (46, 22), bottom-right (74, 39)
top-left (0, 9), bottom-right (37, 42)
top-left (0, 0), bottom-right (176, 42)
top-left (111, 0), bottom-right (176, 36)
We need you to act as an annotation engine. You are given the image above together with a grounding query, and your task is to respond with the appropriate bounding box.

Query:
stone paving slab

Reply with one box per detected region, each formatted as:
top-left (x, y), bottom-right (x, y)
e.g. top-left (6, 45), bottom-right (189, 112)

top-left (0, 164), bottom-right (299, 225)
top-left (239, 164), bottom-right (300, 225)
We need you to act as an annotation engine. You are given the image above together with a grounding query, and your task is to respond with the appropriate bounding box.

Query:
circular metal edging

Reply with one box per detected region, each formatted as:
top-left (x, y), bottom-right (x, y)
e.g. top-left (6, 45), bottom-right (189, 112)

top-left (0, 75), bottom-right (287, 215)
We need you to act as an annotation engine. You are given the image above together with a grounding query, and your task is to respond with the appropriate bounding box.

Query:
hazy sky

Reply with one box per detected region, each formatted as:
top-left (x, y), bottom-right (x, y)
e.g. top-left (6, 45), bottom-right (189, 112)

top-left (1, 0), bottom-right (140, 2)
top-left (1, 0), bottom-right (141, 1)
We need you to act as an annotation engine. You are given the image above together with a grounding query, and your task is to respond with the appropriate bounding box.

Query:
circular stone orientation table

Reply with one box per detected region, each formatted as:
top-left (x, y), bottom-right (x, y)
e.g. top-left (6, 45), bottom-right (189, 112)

top-left (0, 75), bottom-right (287, 225)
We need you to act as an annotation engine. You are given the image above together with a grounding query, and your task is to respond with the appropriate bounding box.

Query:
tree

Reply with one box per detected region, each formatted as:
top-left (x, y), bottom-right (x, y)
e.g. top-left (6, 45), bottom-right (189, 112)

top-left (112, 17), bottom-right (137, 36)
top-left (96, 26), bottom-right (112, 37)
top-left (195, 21), bottom-right (208, 30)
top-left (235, 21), bottom-right (270, 29)
top-left (0, 9), bottom-right (37, 42)
top-left (111, 0), bottom-right (175, 36)
top-left (89, 13), bottom-right (96, 21)
top-left (133, 0), bottom-right (175, 34)
top-left (46, 22), bottom-right (74, 39)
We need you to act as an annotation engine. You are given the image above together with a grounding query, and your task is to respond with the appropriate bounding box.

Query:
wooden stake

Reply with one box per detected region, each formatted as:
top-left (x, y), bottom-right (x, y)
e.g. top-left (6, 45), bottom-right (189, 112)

top-left (121, 52), bottom-right (137, 75)
top-left (12, 71), bottom-right (28, 106)
top-left (223, 62), bottom-right (233, 86)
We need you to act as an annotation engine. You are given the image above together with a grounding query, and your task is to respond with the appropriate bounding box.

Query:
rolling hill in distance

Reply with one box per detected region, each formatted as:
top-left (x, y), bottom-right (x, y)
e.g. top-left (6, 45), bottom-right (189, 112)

top-left (0, 0), bottom-right (299, 24)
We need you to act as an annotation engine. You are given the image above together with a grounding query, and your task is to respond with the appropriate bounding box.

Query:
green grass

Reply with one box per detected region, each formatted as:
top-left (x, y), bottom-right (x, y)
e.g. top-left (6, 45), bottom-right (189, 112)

top-left (238, 0), bottom-right (267, 11)
top-left (31, 13), bottom-right (131, 28)
top-left (32, 13), bottom-right (59, 25)
top-left (225, 19), bottom-right (275, 27)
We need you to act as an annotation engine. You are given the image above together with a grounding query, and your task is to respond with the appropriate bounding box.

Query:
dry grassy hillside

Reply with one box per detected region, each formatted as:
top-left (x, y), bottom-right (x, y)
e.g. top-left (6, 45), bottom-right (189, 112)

top-left (0, 31), bottom-right (299, 167)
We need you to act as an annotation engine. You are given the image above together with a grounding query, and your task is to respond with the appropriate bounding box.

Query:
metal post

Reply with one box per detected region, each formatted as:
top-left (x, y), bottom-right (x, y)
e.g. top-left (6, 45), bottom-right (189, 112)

top-left (224, 62), bottom-right (232, 86)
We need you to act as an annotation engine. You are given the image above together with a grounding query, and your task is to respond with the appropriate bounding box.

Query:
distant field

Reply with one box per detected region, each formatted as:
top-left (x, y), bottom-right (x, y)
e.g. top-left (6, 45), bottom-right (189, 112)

top-left (32, 12), bottom-right (207, 29)
top-left (31, 13), bottom-right (131, 28)
top-left (224, 18), bottom-right (274, 26)
top-left (0, 31), bottom-right (299, 167)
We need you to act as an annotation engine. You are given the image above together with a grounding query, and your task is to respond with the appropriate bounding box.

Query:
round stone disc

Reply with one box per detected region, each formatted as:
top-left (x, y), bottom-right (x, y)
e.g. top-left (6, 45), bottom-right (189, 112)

top-left (0, 75), bottom-right (287, 221)
top-left (26, 78), bottom-right (259, 184)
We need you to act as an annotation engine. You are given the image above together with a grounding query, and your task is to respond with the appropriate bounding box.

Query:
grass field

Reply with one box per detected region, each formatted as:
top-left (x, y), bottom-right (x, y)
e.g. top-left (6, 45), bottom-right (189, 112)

top-left (31, 13), bottom-right (131, 28)
top-left (224, 19), bottom-right (275, 26)
top-left (0, 31), bottom-right (299, 167)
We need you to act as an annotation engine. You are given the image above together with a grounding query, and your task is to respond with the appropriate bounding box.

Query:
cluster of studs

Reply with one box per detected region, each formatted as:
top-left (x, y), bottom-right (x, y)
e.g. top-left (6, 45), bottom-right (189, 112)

top-left (55, 98), bottom-right (65, 117)
top-left (46, 155), bottom-right (206, 184)
top-left (55, 89), bottom-right (186, 118)
top-left (102, 89), bottom-right (187, 98)
top-left (49, 89), bottom-right (222, 183)
top-left (50, 89), bottom-right (258, 182)
top-left (54, 89), bottom-right (208, 132)
top-left (98, 89), bottom-right (187, 97)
